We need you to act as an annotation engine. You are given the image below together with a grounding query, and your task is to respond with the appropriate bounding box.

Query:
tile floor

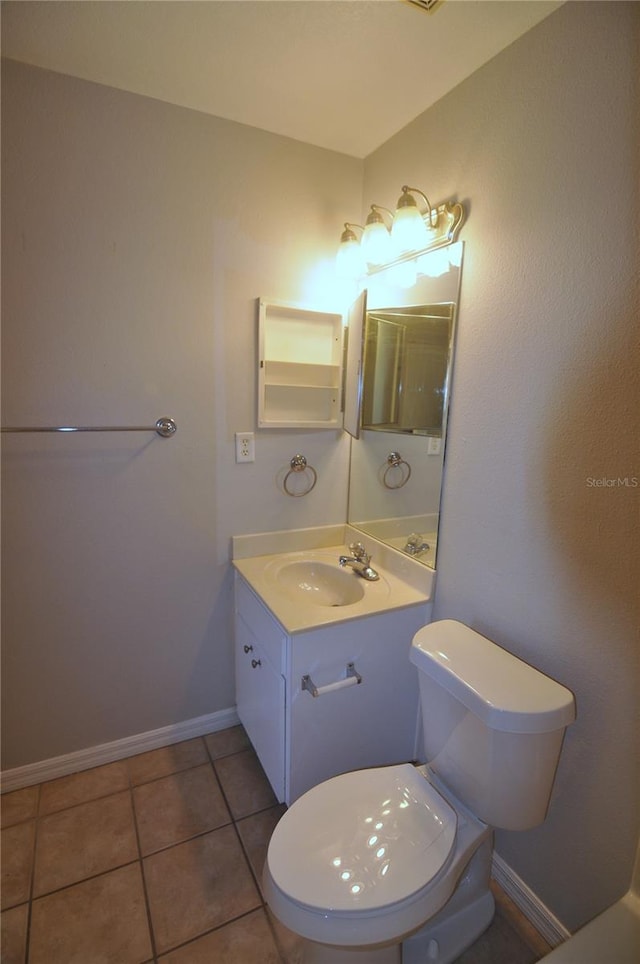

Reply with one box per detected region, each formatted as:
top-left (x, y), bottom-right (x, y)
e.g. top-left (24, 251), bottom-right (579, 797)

top-left (1, 726), bottom-right (552, 963)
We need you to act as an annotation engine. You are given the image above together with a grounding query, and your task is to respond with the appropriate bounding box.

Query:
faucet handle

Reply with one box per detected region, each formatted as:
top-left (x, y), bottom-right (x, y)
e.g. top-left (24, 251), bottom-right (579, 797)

top-left (349, 542), bottom-right (369, 561)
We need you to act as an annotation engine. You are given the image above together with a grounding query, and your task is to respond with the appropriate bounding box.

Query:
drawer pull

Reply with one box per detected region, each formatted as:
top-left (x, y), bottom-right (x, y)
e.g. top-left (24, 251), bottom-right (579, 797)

top-left (243, 644), bottom-right (254, 654)
top-left (251, 658), bottom-right (262, 669)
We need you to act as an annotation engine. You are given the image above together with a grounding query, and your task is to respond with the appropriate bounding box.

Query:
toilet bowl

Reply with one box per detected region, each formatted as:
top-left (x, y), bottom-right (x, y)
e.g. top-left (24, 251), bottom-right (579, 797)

top-left (264, 762), bottom-right (495, 963)
top-left (263, 620), bottom-right (575, 963)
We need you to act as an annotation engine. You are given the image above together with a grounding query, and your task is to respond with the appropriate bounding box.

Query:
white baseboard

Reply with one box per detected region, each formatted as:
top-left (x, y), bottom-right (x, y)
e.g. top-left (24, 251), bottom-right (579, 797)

top-left (492, 851), bottom-right (571, 948)
top-left (0, 707), bottom-right (240, 793)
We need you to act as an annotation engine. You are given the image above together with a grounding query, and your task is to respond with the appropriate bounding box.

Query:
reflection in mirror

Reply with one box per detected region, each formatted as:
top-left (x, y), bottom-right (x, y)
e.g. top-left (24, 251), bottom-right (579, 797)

top-left (347, 244), bottom-right (463, 570)
top-left (362, 303), bottom-right (455, 436)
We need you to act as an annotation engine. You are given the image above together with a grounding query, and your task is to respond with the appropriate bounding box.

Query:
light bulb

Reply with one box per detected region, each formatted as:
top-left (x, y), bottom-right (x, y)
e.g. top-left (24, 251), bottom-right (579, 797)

top-left (391, 204), bottom-right (430, 255)
top-left (336, 225), bottom-right (364, 281)
top-left (361, 220), bottom-right (392, 266)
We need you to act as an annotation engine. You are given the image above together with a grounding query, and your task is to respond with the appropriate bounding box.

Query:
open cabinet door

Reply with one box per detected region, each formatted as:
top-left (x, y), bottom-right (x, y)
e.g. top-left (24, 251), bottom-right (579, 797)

top-left (343, 290), bottom-right (367, 439)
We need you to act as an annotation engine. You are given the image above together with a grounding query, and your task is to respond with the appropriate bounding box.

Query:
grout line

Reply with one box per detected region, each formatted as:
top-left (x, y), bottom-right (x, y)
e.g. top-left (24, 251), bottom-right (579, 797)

top-left (206, 748), bottom-right (267, 909)
top-left (135, 818), bottom-right (235, 860)
top-left (128, 765), bottom-right (159, 964)
top-left (36, 782), bottom-right (132, 819)
top-left (154, 907), bottom-right (278, 962)
top-left (23, 783), bottom-right (41, 964)
top-left (28, 858), bottom-right (142, 902)
top-left (231, 813), bottom-right (265, 906)
top-left (205, 743), bottom-right (238, 824)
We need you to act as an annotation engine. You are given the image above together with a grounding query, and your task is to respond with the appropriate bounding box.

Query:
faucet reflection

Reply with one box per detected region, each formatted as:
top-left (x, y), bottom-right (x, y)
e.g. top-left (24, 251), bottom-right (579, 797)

top-left (403, 533), bottom-right (431, 557)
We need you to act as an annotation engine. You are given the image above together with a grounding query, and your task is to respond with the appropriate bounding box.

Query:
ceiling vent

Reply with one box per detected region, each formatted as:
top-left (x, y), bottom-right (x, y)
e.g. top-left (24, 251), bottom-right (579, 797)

top-left (404, 0), bottom-right (446, 13)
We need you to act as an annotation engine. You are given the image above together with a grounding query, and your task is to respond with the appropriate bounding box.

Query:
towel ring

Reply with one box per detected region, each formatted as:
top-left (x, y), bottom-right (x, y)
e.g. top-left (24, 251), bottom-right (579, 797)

top-left (284, 454), bottom-right (317, 497)
top-left (383, 451), bottom-right (411, 490)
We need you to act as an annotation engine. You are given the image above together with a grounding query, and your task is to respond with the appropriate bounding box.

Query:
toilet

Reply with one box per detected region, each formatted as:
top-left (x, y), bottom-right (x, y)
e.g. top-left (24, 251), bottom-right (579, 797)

top-left (263, 619), bottom-right (576, 964)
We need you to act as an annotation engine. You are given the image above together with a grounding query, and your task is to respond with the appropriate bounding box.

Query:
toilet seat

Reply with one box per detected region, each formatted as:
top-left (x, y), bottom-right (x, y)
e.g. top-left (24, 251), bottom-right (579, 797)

top-left (264, 763), bottom-right (489, 948)
top-left (269, 763), bottom-right (456, 912)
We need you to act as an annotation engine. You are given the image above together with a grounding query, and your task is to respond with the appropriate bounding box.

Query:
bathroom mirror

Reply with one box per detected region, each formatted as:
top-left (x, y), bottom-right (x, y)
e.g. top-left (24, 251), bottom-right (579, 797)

top-left (346, 244), bottom-right (463, 570)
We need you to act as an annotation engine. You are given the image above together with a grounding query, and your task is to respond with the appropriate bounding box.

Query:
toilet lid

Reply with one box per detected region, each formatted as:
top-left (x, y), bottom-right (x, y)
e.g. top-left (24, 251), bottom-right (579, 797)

top-left (268, 764), bottom-right (457, 913)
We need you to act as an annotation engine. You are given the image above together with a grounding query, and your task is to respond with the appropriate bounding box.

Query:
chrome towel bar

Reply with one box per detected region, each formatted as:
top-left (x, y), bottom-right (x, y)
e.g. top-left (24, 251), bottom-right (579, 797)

top-left (1, 417), bottom-right (177, 438)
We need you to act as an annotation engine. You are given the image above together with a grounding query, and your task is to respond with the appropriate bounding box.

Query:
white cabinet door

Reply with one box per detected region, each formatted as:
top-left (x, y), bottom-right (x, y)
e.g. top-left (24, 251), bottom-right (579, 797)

top-left (235, 614), bottom-right (286, 802)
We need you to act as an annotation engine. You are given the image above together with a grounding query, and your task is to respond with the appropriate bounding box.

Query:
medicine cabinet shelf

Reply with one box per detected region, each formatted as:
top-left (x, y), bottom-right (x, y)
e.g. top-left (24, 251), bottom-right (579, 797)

top-left (258, 299), bottom-right (343, 429)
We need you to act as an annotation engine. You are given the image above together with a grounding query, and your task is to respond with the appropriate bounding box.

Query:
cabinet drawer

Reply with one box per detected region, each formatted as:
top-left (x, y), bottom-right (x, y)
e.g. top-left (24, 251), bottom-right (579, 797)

top-left (234, 574), bottom-right (286, 672)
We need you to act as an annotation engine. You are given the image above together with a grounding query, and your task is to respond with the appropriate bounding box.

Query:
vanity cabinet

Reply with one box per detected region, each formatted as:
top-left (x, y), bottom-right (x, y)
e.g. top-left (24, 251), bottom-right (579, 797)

top-left (257, 299), bottom-right (343, 428)
top-left (234, 573), bottom-right (431, 805)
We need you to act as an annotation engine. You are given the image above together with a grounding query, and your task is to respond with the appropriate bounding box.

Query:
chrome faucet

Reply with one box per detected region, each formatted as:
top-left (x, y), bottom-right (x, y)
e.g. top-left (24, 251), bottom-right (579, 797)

top-left (339, 542), bottom-right (380, 581)
top-left (403, 533), bottom-right (431, 557)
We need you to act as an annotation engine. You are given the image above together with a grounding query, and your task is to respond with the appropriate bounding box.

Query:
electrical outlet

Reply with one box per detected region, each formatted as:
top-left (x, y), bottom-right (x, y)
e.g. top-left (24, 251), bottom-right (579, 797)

top-left (427, 437), bottom-right (441, 456)
top-left (235, 432), bottom-right (255, 463)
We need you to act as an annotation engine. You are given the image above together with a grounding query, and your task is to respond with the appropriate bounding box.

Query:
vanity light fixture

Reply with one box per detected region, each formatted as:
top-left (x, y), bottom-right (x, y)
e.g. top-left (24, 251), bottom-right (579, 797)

top-left (336, 186), bottom-right (465, 282)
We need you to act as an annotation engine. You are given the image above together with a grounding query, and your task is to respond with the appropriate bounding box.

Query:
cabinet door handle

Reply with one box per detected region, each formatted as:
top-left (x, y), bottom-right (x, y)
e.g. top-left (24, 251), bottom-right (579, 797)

top-left (243, 644), bottom-right (254, 654)
top-left (251, 658), bottom-right (262, 669)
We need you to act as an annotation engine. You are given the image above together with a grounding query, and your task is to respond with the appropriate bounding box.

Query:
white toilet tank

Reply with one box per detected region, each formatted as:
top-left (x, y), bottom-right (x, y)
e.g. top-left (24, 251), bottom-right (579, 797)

top-left (410, 620), bottom-right (576, 831)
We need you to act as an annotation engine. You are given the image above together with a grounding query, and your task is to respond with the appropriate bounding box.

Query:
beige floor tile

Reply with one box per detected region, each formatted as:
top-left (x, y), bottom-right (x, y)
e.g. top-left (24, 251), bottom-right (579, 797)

top-left (1, 903), bottom-right (29, 964)
top-left (1, 786), bottom-right (39, 829)
top-left (158, 908), bottom-right (283, 963)
top-left (214, 749), bottom-right (278, 819)
top-left (236, 804), bottom-right (286, 894)
top-left (127, 737), bottom-right (208, 786)
top-left (204, 725), bottom-right (250, 760)
top-left (33, 790), bottom-right (138, 896)
top-left (143, 824), bottom-right (261, 954)
top-left (133, 763), bottom-right (231, 855)
top-left (29, 863), bottom-right (152, 964)
top-left (1, 821), bottom-right (35, 910)
top-left (38, 761), bottom-right (130, 816)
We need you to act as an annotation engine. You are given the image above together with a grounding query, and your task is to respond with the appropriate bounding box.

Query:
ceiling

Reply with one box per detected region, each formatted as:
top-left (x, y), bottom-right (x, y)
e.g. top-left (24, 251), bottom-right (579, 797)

top-left (1, 0), bottom-right (563, 158)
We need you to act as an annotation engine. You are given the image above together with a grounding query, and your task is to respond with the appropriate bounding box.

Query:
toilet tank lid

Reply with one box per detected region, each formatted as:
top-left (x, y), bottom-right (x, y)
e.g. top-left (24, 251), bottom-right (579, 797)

top-left (410, 620), bottom-right (576, 733)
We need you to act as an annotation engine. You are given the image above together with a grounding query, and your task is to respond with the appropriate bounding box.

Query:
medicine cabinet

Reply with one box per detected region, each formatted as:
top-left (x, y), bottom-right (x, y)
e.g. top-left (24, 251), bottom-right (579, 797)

top-left (258, 299), bottom-right (343, 429)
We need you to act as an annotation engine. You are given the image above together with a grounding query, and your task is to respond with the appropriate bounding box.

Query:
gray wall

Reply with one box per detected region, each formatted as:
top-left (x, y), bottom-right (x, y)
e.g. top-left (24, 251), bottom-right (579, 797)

top-left (363, 0), bottom-right (639, 933)
top-left (1, 58), bottom-right (360, 766)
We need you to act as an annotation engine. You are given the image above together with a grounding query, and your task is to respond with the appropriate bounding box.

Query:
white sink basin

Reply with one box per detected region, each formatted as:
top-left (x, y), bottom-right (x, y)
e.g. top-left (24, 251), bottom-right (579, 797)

top-left (273, 560), bottom-right (365, 607)
top-left (233, 541), bottom-right (433, 634)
